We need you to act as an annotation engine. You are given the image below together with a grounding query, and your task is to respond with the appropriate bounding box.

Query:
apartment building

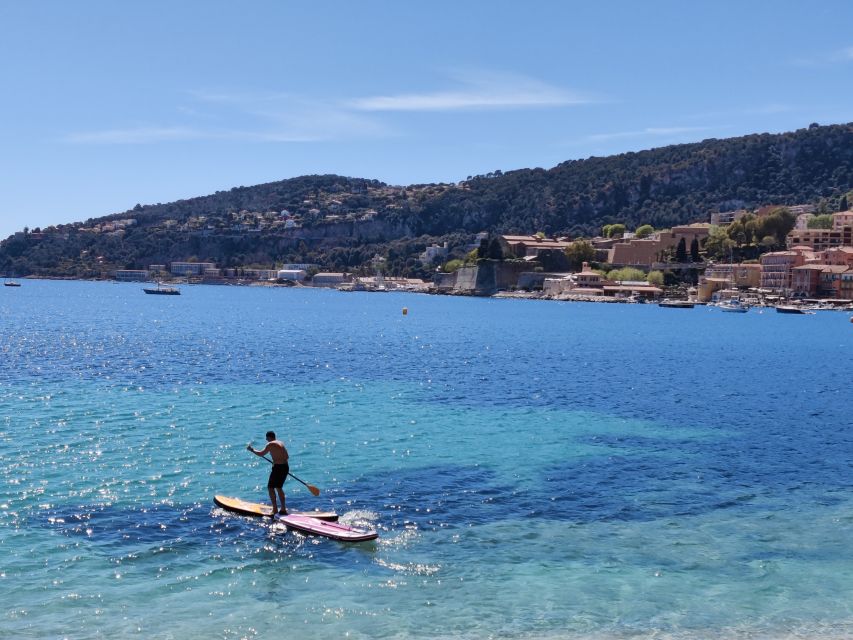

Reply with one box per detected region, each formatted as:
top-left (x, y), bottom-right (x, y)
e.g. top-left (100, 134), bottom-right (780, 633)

top-left (760, 250), bottom-right (810, 292)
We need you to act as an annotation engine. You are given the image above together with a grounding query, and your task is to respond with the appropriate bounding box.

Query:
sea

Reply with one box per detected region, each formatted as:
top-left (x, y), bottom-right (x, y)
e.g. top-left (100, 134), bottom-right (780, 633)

top-left (1, 279), bottom-right (852, 639)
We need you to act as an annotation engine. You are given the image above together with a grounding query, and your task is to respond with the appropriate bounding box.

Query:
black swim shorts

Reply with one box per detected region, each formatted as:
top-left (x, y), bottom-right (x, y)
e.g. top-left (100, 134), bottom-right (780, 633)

top-left (268, 463), bottom-right (289, 489)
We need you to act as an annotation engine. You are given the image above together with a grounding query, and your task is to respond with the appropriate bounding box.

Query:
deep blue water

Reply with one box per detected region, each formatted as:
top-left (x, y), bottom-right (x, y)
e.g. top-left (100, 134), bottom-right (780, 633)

top-left (1, 279), bottom-right (853, 638)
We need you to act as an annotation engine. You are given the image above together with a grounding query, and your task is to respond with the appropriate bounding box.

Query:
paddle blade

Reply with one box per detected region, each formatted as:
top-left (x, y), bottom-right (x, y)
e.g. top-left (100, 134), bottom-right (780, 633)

top-left (308, 484), bottom-right (321, 497)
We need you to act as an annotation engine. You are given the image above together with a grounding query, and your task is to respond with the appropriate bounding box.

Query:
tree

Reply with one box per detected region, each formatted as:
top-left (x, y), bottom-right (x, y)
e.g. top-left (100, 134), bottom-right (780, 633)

top-left (635, 224), bottom-right (654, 238)
top-left (607, 267), bottom-right (646, 282)
top-left (705, 226), bottom-right (734, 260)
top-left (807, 214), bottom-right (833, 229)
top-left (647, 270), bottom-right (664, 286)
top-left (743, 216), bottom-right (757, 245)
top-left (675, 237), bottom-right (688, 262)
top-left (759, 235), bottom-right (777, 250)
top-left (607, 224), bottom-right (626, 239)
top-left (840, 194), bottom-right (848, 212)
top-left (690, 237), bottom-right (700, 262)
top-left (762, 208), bottom-right (796, 245)
top-left (564, 240), bottom-right (596, 270)
top-left (442, 259), bottom-right (464, 272)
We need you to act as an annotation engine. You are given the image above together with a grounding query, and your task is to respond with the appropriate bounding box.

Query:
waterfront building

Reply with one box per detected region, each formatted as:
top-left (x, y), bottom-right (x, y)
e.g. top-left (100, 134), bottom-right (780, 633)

top-left (170, 261), bottom-right (216, 276)
top-left (114, 270), bottom-right (149, 282)
top-left (697, 263), bottom-right (762, 302)
top-left (792, 265), bottom-right (824, 296)
top-left (841, 270), bottom-right (853, 299)
top-left (576, 262), bottom-right (604, 288)
top-left (760, 250), bottom-right (810, 292)
top-left (243, 269), bottom-right (277, 280)
top-left (312, 273), bottom-right (349, 287)
top-left (819, 265), bottom-right (852, 298)
top-left (277, 269), bottom-right (307, 282)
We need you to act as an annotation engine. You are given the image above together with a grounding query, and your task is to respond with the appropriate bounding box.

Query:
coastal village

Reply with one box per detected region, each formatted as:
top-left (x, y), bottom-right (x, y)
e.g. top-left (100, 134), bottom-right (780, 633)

top-left (104, 204), bottom-right (853, 311)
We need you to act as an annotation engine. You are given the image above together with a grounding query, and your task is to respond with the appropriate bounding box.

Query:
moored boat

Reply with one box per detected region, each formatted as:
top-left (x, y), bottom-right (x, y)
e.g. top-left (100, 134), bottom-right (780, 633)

top-left (659, 299), bottom-right (694, 308)
top-left (776, 305), bottom-right (812, 315)
top-left (718, 297), bottom-right (749, 313)
top-left (143, 282), bottom-right (180, 295)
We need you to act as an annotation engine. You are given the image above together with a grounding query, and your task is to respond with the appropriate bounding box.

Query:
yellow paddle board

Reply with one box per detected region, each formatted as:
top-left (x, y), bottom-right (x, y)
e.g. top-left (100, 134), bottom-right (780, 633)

top-left (213, 495), bottom-right (338, 521)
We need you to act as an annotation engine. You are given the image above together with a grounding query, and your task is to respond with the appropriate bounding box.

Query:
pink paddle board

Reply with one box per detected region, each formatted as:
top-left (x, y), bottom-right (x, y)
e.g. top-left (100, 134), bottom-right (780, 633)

top-left (275, 513), bottom-right (378, 542)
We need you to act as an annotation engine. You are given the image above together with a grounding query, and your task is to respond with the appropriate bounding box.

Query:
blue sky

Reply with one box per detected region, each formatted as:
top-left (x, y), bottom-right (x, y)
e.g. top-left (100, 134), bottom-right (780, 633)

top-left (2, 1), bottom-right (853, 239)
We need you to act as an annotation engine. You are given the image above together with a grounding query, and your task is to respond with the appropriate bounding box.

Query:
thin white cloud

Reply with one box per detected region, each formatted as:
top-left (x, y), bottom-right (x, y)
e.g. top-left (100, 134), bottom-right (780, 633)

top-left (793, 45), bottom-right (853, 67)
top-left (350, 72), bottom-right (594, 111)
top-left (64, 72), bottom-right (589, 144)
top-left (64, 93), bottom-right (396, 144)
top-left (64, 126), bottom-right (209, 144)
top-left (585, 126), bottom-right (712, 143)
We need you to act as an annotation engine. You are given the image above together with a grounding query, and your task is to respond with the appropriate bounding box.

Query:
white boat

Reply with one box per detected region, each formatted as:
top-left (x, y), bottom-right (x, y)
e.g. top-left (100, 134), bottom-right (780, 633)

top-left (659, 299), bottom-right (694, 308)
top-left (719, 300), bottom-right (749, 313)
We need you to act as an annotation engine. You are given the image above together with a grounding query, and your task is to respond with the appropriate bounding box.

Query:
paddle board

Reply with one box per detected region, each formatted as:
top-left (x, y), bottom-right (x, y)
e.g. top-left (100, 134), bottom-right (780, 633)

top-left (213, 495), bottom-right (338, 521)
top-left (274, 513), bottom-right (379, 542)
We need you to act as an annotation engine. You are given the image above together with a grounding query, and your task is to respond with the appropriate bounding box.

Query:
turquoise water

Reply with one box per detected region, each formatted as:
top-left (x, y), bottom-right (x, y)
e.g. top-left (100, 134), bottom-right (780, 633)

top-left (2, 280), bottom-right (853, 639)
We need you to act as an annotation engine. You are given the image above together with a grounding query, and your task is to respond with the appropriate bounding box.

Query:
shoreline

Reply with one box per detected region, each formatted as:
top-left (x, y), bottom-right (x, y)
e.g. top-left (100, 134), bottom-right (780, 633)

top-left (9, 275), bottom-right (853, 310)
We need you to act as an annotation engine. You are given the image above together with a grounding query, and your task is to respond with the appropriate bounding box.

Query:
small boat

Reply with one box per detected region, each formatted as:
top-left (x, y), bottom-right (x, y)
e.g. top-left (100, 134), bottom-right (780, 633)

top-left (4, 281), bottom-right (21, 287)
top-left (143, 282), bottom-right (180, 295)
top-left (718, 296), bottom-right (749, 313)
top-left (659, 299), bottom-right (694, 308)
top-left (720, 302), bottom-right (749, 313)
top-left (776, 305), bottom-right (813, 315)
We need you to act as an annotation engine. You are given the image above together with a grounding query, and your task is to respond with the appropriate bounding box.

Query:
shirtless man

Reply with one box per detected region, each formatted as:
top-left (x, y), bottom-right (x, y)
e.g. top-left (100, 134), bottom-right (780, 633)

top-left (247, 431), bottom-right (290, 515)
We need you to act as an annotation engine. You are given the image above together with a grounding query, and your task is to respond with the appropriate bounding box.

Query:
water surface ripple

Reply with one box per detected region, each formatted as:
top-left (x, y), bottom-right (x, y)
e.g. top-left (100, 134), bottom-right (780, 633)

top-left (1, 280), bottom-right (852, 638)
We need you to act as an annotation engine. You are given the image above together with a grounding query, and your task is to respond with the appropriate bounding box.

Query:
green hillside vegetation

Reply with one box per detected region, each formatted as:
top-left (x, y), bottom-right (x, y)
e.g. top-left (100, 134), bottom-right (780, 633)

top-left (3, 122), bottom-right (853, 278)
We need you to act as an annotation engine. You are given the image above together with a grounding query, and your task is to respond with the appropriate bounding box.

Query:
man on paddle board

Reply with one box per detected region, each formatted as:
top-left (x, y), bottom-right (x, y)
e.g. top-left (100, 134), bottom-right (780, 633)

top-left (247, 431), bottom-right (289, 515)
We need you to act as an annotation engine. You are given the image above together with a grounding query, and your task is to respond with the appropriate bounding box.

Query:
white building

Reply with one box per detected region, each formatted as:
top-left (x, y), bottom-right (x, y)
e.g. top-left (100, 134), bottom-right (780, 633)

top-left (277, 269), bottom-right (307, 282)
top-left (170, 262), bottom-right (216, 276)
top-left (114, 270), bottom-right (148, 282)
top-left (419, 242), bottom-right (449, 264)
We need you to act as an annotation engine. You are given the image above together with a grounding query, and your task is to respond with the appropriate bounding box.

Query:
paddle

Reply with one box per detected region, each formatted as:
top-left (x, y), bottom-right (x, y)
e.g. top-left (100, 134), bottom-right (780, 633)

top-left (246, 443), bottom-right (321, 496)
top-left (263, 455), bottom-right (322, 497)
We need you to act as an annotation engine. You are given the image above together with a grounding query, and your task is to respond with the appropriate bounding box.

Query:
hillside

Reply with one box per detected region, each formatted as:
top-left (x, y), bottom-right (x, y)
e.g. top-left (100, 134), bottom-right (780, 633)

top-left (3, 122), bottom-right (853, 278)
